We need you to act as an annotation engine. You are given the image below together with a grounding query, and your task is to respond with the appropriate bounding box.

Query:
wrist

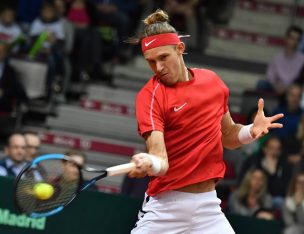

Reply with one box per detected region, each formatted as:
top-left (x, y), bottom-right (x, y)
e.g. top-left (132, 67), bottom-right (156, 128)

top-left (238, 124), bottom-right (255, 144)
top-left (141, 153), bottom-right (166, 176)
top-left (249, 125), bottom-right (255, 138)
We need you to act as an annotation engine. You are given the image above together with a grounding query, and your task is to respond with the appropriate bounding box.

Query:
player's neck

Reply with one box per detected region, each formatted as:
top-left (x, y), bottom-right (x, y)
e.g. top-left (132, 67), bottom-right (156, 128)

top-left (183, 67), bottom-right (190, 82)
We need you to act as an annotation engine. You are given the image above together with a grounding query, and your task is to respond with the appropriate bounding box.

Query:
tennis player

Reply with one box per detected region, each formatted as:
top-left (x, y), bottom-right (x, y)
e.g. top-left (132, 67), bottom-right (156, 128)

top-left (129, 9), bottom-right (284, 234)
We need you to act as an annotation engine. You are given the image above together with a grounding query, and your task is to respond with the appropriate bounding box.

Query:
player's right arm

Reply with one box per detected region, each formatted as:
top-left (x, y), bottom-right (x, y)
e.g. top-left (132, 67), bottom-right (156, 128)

top-left (131, 81), bottom-right (168, 178)
top-left (129, 130), bottom-right (169, 178)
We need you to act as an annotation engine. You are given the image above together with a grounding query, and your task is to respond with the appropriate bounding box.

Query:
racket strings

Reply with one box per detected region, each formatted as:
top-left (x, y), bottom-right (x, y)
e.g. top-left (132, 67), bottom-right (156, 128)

top-left (17, 180), bottom-right (77, 212)
top-left (15, 159), bottom-right (81, 215)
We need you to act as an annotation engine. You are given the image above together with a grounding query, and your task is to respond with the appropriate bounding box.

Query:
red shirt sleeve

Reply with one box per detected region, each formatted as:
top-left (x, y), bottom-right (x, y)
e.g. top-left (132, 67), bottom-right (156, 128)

top-left (223, 82), bottom-right (229, 114)
top-left (136, 82), bottom-right (165, 137)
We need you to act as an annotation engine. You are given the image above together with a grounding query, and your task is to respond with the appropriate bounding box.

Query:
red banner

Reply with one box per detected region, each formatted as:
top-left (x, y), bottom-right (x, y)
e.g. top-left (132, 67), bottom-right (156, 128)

top-left (213, 28), bottom-right (285, 47)
top-left (40, 132), bottom-right (139, 156)
top-left (239, 0), bottom-right (304, 17)
top-left (80, 99), bottom-right (135, 117)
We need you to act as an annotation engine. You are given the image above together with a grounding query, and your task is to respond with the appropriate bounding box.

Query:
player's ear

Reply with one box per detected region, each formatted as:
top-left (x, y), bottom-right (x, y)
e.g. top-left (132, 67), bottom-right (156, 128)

top-left (176, 42), bottom-right (185, 55)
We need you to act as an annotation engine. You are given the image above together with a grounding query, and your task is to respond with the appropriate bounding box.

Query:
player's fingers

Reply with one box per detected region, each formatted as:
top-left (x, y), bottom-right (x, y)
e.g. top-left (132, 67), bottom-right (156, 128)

top-left (133, 161), bottom-right (148, 173)
top-left (131, 154), bottom-right (146, 167)
top-left (256, 128), bottom-right (269, 139)
top-left (132, 153), bottom-right (144, 161)
top-left (255, 132), bottom-right (265, 140)
top-left (269, 113), bottom-right (284, 122)
top-left (129, 157), bottom-right (141, 176)
top-left (257, 98), bottom-right (264, 113)
top-left (131, 156), bottom-right (139, 164)
top-left (269, 123), bottom-right (283, 129)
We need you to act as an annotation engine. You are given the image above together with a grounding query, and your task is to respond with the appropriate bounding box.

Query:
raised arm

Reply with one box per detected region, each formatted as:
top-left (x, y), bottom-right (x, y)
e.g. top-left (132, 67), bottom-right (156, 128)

top-left (221, 98), bottom-right (284, 149)
top-left (129, 131), bottom-right (169, 178)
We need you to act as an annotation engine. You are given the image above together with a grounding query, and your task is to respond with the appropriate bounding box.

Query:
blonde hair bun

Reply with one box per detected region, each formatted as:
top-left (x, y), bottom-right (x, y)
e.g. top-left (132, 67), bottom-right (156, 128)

top-left (143, 9), bottom-right (169, 26)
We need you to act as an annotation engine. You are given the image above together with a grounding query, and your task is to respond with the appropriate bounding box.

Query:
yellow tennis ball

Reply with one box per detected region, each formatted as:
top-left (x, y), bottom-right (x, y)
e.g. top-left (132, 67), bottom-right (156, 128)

top-left (33, 183), bottom-right (54, 200)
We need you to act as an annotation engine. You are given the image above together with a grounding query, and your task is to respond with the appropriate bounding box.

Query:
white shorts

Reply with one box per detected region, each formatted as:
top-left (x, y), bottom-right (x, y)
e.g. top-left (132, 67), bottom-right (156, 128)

top-left (131, 190), bottom-right (235, 234)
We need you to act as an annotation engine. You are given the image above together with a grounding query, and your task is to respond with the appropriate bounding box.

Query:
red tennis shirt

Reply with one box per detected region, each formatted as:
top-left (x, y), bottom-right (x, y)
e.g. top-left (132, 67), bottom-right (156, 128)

top-left (136, 68), bottom-right (229, 196)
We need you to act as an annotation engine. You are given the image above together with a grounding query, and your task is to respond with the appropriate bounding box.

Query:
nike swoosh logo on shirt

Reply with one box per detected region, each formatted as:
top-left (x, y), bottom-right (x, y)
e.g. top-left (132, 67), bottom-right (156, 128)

top-left (173, 102), bottom-right (187, 112)
top-left (145, 39), bottom-right (156, 47)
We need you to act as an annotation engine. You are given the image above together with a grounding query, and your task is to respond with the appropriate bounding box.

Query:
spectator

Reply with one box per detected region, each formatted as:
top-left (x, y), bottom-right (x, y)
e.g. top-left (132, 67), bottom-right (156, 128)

top-left (54, 0), bottom-right (74, 55)
top-left (202, 0), bottom-right (236, 24)
top-left (0, 43), bottom-right (28, 113)
top-left (282, 172), bottom-right (304, 234)
top-left (0, 133), bottom-right (26, 177)
top-left (0, 7), bottom-right (23, 54)
top-left (89, 0), bottom-right (137, 62)
top-left (64, 149), bottom-right (86, 167)
top-left (61, 155), bottom-right (81, 183)
top-left (283, 137), bottom-right (303, 176)
top-left (238, 135), bottom-right (292, 209)
top-left (29, 1), bottom-right (65, 100)
top-left (164, 0), bottom-right (200, 50)
top-left (271, 84), bottom-right (303, 141)
top-left (66, 0), bottom-right (106, 83)
top-left (228, 168), bottom-right (272, 217)
top-left (24, 131), bottom-right (41, 162)
top-left (257, 25), bottom-right (304, 96)
top-left (64, 149), bottom-right (98, 191)
top-left (54, 0), bottom-right (74, 102)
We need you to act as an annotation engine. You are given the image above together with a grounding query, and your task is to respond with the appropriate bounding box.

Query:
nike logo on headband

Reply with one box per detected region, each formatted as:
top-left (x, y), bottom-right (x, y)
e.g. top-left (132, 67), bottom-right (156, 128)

top-left (141, 33), bottom-right (181, 53)
top-left (145, 39), bottom-right (156, 47)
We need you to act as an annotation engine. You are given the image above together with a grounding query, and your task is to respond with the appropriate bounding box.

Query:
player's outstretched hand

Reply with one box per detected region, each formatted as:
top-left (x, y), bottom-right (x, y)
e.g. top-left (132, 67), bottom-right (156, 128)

top-left (251, 98), bottom-right (284, 139)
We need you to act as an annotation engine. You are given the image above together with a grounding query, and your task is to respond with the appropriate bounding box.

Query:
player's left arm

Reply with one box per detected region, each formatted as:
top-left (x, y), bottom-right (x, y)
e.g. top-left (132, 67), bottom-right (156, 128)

top-left (221, 98), bottom-right (284, 149)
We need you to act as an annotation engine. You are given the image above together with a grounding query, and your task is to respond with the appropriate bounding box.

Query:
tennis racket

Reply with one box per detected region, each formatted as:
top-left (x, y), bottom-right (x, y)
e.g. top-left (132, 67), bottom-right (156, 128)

top-left (14, 154), bottom-right (135, 218)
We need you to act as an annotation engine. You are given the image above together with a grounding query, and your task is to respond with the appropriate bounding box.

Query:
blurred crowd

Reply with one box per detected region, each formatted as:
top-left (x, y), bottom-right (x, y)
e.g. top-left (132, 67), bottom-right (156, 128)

top-left (219, 25), bottom-right (304, 234)
top-left (0, 0), bottom-right (235, 106)
top-left (0, 131), bottom-right (98, 190)
top-left (0, 0), bottom-right (147, 107)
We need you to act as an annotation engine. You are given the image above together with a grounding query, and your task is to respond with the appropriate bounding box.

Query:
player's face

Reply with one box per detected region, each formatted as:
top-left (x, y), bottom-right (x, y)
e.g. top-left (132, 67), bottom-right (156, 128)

top-left (144, 43), bottom-right (185, 86)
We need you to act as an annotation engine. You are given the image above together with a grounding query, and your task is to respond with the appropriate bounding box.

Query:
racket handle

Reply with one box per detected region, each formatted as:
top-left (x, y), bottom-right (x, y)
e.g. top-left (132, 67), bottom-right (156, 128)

top-left (106, 162), bottom-right (136, 176)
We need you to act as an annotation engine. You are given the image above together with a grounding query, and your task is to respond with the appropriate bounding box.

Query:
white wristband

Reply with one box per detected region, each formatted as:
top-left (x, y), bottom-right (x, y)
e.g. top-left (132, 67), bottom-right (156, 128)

top-left (142, 153), bottom-right (162, 175)
top-left (238, 124), bottom-right (255, 144)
